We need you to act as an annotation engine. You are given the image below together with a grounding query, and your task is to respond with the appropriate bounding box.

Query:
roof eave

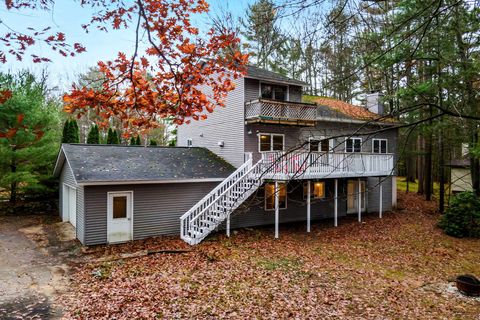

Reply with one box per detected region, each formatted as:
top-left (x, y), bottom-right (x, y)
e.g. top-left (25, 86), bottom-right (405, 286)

top-left (244, 75), bottom-right (309, 87)
top-left (77, 177), bottom-right (227, 186)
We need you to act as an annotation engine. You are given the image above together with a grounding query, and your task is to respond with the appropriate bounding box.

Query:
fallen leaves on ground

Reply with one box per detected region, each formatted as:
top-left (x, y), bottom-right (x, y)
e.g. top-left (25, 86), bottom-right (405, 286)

top-left (62, 192), bottom-right (480, 319)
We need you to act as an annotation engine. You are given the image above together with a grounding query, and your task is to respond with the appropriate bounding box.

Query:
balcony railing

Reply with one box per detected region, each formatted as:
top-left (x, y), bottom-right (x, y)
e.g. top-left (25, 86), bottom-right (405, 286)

top-left (260, 151), bottom-right (394, 180)
top-left (245, 99), bottom-right (317, 125)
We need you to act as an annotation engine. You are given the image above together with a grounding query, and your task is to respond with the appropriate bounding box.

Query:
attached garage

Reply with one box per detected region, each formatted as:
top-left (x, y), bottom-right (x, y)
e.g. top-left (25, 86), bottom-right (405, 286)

top-left (53, 144), bottom-right (234, 245)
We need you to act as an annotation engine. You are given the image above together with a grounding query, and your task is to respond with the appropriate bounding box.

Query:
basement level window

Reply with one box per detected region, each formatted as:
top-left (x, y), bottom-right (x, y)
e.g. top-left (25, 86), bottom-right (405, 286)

top-left (303, 181), bottom-right (325, 199)
top-left (265, 182), bottom-right (287, 210)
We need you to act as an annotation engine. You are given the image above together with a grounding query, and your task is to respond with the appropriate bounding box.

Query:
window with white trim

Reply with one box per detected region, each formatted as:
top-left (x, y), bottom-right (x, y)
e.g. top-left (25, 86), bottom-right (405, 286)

top-left (303, 181), bottom-right (325, 199)
top-left (345, 138), bottom-right (362, 153)
top-left (265, 182), bottom-right (287, 210)
top-left (259, 133), bottom-right (284, 152)
top-left (373, 139), bottom-right (388, 154)
top-left (186, 138), bottom-right (193, 147)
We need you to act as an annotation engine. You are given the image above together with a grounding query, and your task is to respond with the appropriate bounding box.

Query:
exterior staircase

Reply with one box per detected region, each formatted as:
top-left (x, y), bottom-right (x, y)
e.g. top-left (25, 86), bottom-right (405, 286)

top-left (180, 155), bottom-right (264, 245)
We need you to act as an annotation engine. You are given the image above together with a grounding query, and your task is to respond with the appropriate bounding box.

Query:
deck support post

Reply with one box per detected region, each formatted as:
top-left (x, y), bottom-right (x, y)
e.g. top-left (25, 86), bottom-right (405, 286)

top-left (275, 181), bottom-right (279, 239)
top-left (379, 177), bottom-right (383, 219)
top-left (307, 180), bottom-right (311, 232)
top-left (334, 179), bottom-right (338, 227)
top-left (358, 178), bottom-right (362, 223)
top-left (226, 214), bottom-right (230, 237)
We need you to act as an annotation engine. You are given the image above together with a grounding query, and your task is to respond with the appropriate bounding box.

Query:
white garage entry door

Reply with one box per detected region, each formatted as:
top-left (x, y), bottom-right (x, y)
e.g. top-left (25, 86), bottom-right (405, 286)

top-left (63, 184), bottom-right (77, 228)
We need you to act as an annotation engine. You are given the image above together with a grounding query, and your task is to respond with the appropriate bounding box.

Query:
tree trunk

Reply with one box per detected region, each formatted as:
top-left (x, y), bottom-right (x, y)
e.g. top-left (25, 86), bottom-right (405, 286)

top-left (9, 157), bottom-right (17, 203)
top-left (417, 135), bottom-right (425, 195)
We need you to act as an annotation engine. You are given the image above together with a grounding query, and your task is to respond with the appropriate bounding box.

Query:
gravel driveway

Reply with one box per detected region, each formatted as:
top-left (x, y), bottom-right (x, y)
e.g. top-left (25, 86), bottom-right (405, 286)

top-left (0, 214), bottom-right (80, 319)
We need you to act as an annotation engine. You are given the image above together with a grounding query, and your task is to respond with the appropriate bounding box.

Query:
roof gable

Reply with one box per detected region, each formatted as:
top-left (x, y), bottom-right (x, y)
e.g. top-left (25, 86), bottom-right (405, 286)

top-left (246, 65), bottom-right (308, 87)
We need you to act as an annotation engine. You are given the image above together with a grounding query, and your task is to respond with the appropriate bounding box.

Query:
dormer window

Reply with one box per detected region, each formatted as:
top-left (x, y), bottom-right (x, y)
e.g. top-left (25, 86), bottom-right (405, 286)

top-left (261, 83), bottom-right (287, 101)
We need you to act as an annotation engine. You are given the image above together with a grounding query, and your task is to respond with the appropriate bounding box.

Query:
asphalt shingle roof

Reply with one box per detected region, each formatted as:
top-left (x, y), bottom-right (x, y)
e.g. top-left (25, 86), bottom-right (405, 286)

top-left (60, 144), bottom-right (235, 183)
top-left (246, 65), bottom-right (308, 86)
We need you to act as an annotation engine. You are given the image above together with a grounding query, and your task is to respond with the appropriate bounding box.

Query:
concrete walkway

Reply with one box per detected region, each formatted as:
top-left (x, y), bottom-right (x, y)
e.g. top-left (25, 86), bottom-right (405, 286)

top-left (0, 215), bottom-right (78, 319)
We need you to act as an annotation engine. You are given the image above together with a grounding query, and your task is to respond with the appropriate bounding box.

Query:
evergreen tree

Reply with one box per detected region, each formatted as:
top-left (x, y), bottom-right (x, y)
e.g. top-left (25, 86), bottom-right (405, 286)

top-left (106, 128), bottom-right (114, 144)
top-left (130, 136), bottom-right (136, 145)
top-left (136, 135), bottom-right (141, 146)
top-left (70, 119), bottom-right (80, 143)
top-left (61, 119), bottom-right (80, 143)
top-left (111, 130), bottom-right (120, 144)
top-left (0, 71), bottom-right (61, 202)
top-left (87, 125), bottom-right (100, 144)
top-left (149, 139), bottom-right (157, 146)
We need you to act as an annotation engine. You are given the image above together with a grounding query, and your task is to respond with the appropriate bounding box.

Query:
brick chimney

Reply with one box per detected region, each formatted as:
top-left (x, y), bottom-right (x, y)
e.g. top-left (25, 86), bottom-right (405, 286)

top-left (366, 91), bottom-right (384, 115)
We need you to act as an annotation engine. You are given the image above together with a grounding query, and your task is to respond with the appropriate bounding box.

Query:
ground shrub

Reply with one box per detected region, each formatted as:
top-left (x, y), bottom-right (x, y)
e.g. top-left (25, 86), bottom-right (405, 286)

top-left (439, 191), bottom-right (480, 238)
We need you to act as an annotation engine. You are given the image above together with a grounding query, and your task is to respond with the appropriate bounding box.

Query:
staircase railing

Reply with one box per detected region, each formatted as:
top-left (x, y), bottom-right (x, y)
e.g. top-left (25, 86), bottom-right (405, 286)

top-left (180, 157), bottom-right (264, 245)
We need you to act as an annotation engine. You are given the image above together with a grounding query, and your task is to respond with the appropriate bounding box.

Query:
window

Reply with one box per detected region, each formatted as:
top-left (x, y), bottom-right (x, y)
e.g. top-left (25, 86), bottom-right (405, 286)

top-left (186, 138), bottom-right (193, 147)
top-left (261, 83), bottom-right (287, 101)
top-left (265, 182), bottom-right (287, 210)
top-left (303, 181), bottom-right (325, 199)
top-left (259, 133), bottom-right (284, 152)
top-left (373, 139), bottom-right (388, 154)
top-left (113, 196), bottom-right (127, 219)
top-left (309, 138), bottom-right (331, 152)
top-left (346, 138), bottom-right (362, 153)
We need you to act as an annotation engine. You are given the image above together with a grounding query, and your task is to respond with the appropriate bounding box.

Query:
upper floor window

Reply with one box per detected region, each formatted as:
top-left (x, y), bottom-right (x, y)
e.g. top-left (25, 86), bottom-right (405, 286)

top-left (346, 138), bottom-right (362, 153)
top-left (259, 133), bottom-right (284, 152)
top-left (373, 139), bottom-right (388, 154)
top-left (309, 137), bottom-right (331, 152)
top-left (261, 83), bottom-right (287, 101)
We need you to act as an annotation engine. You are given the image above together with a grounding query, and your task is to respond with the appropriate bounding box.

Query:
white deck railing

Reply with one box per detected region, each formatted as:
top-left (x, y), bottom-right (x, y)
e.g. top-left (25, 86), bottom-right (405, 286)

top-left (245, 99), bottom-right (317, 122)
top-left (260, 151), bottom-right (394, 180)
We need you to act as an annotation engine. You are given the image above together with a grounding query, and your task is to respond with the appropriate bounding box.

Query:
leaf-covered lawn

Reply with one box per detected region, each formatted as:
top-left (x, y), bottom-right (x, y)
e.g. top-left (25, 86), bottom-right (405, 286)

top-left (63, 192), bottom-right (480, 319)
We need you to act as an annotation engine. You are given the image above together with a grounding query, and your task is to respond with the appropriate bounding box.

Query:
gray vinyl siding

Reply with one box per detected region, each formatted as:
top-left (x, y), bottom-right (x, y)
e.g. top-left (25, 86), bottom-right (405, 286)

top-left (176, 77), bottom-right (245, 167)
top-left (227, 179), bottom-right (348, 229)
top-left (289, 85), bottom-right (303, 102)
top-left (245, 78), bottom-right (260, 102)
top-left (367, 176), bottom-right (393, 212)
top-left (83, 182), bottom-right (219, 245)
top-left (59, 161), bottom-right (85, 244)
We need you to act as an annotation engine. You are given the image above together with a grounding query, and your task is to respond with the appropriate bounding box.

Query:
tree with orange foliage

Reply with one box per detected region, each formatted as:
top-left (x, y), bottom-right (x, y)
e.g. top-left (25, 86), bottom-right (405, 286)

top-left (0, 71), bottom-right (61, 203)
top-left (2, 1), bottom-right (249, 137)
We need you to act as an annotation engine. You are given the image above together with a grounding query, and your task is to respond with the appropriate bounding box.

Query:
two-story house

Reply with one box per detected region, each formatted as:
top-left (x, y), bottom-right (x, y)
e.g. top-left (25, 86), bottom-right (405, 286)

top-left (54, 65), bottom-right (397, 246)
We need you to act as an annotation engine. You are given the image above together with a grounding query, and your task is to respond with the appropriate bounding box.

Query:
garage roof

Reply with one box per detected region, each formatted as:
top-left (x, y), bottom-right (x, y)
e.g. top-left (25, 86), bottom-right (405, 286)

top-left (54, 144), bottom-right (235, 185)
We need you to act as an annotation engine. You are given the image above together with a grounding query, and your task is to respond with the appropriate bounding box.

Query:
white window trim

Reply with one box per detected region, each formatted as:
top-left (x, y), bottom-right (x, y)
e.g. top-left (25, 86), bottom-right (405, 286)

top-left (186, 138), bottom-right (193, 147)
top-left (264, 182), bottom-right (288, 211)
top-left (308, 136), bottom-right (334, 152)
top-left (303, 181), bottom-right (326, 199)
top-left (259, 81), bottom-right (290, 101)
top-left (372, 138), bottom-right (388, 154)
top-left (258, 133), bottom-right (285, 153)
top-left (345, 137), bottom-right (362, 153)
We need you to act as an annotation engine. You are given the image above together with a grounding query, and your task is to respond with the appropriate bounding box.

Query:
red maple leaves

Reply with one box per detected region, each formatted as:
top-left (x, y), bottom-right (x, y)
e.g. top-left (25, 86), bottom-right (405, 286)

top-left (62, 0), bottom-right (249, 133)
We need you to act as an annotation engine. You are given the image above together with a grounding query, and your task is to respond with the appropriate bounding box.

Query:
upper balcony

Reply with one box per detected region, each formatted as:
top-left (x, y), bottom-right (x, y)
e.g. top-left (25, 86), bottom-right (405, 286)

top-left (245, 99), bottom-right (317, 126)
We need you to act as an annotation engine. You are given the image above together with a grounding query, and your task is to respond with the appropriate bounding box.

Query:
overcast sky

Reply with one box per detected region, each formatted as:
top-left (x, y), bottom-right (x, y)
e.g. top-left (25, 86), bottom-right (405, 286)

top-left (0, 0), bottom-right (252, 92)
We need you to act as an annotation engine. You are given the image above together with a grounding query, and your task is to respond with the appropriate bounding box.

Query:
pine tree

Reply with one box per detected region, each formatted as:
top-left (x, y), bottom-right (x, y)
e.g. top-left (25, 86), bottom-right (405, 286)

top-left (111, 130), bottom-right (120, 144)
top-left (136, 136), bottom-right (141, 146)
top-left (87, 125), bottom-right (100, 144)
top-left (106, 128), bottom-right (114, 144)
top-left (70, 119), bottom-right (80, 143)
top-left (129, 136), bottom-right (137, 145)
top-left (149, 139), bottom-right (157, 146)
